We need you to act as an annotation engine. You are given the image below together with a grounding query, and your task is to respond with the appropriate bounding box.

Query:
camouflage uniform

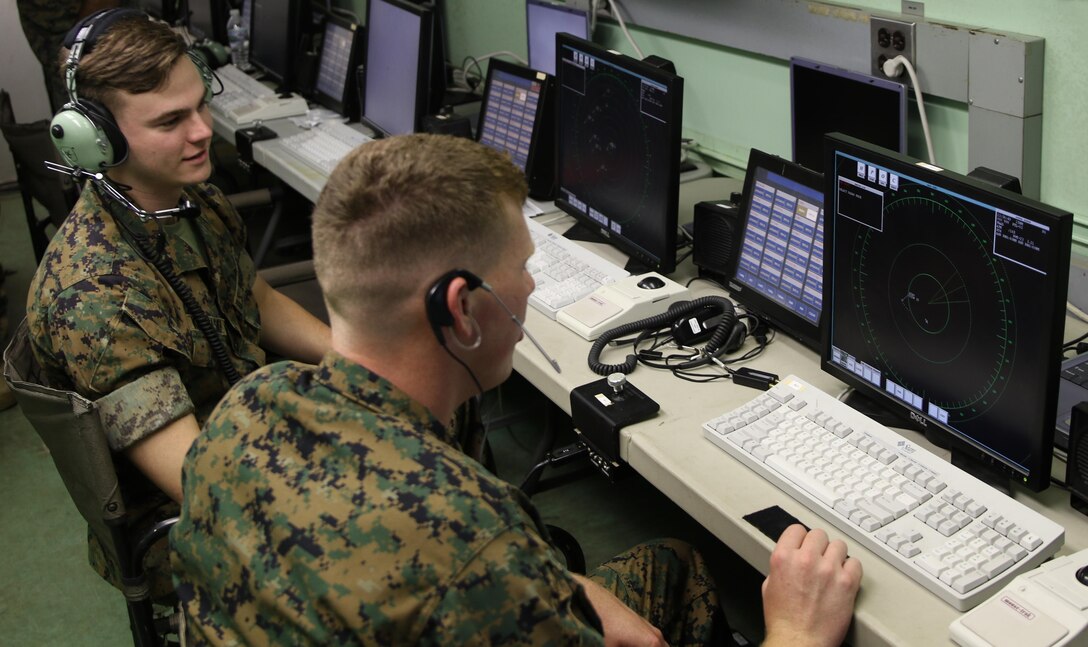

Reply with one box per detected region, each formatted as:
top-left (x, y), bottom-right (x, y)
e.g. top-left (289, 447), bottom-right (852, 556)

top-left (15, 0), bottom-right (83, 114)
top-left (171, 353), bottom-right (725, 645)
top-left (26, 181), bottom-right (264, 598)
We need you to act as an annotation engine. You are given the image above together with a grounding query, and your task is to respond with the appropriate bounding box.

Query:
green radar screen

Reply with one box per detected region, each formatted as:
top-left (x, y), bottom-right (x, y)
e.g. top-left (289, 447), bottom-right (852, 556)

top-left (566, 69), bottom-right (657, 225)
top-left (847, 182), bottom-right (1014, 423)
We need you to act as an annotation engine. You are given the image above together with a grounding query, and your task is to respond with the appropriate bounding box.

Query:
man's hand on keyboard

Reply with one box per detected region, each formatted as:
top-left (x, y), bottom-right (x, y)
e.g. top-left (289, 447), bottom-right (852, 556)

top-left (761, 525), bottom-right (862, 647)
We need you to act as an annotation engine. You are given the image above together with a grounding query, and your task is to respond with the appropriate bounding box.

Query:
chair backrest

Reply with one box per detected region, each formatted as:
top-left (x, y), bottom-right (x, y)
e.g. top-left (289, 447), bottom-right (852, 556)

top-left (0, 89), bottom-right (78, 262)
top-left (3, 319), bottom-right (127, 569)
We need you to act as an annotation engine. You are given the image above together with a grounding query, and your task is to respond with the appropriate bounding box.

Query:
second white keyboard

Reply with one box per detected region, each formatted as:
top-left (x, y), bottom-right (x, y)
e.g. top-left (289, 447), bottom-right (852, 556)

top-left (279, 122), bottom-right (374, 175)
top-left (702, 375), bottom-right (1064, 611)
top-left (526, 217), bottom-right (629, 319)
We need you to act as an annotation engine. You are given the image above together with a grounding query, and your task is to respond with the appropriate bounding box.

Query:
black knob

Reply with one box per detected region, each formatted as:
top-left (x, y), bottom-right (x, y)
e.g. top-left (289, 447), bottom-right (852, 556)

top-left (1076, 565), bottom-right (1088, 586)
top-left (51, 124), bottom-right (64, 138)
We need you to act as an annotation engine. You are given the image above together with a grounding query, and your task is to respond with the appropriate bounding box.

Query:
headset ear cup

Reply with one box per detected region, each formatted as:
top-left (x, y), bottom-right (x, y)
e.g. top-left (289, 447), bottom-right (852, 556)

top-left (425, 270), bottom-right (485, 345)
top-left (81, 99), bottom-right (127, 165)
top-left (49, 101), bottom-right (126, 170)
top-left (188, 51), bottom-right (216, 103)
top-left (725, 320), bottom-right (747, 353)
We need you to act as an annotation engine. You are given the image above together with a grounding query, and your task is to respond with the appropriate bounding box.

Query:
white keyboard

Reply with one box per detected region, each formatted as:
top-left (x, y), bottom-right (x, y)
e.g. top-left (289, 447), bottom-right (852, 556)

top-left (526, 217), bottom-right (630, 319)
top-left (702, 375), bottom-right (1064, 611)
top-left (279, 122), bottom-right (374, 175)
top-left (216, 64), bottom-right (275, 99)
top-left (212, 65), bottom-right (308, 123)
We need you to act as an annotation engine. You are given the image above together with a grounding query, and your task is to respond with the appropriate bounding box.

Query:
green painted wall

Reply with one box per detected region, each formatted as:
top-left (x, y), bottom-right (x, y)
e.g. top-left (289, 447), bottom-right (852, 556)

top-left (440, 0), bottom-right (1087, 243)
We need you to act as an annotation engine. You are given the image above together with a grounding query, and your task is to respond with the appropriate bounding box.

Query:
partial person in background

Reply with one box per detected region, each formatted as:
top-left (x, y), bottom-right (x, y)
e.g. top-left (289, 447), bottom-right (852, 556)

top-left (16, 0), bottom-right (123, 114)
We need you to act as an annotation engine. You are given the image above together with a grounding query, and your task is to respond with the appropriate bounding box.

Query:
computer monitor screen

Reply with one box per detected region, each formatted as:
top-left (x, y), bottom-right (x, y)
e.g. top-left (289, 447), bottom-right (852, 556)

top-left (791, 57), bottom-right (906, 173)
top-left (727, 148), bottom-right (825, 350)
top-left (249, 0), bottom-right (298, 85)
top-left (477, 60), bottom-right (547, 172)
top-left (361, 0), bottom-right (433, 136)
top-left (313, 15), bottom-right (363, 117)
top-left (555, 34), bottom-right (683, 274)
top-left (822, 133), bottom-right (1072, 491)
top-left (186, 0), bottom-right (219, 42)
top-left (477, 59), bottom-right (556, 199)
top-left (526, 0), bottom-right (590, 76)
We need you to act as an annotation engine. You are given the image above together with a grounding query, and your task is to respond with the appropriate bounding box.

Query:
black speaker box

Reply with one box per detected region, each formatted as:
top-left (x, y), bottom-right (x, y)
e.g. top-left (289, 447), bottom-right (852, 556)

top-left (692, 199), bottom-right (743, 284)
top-left (1069, 402), bottom-right (1088, 515)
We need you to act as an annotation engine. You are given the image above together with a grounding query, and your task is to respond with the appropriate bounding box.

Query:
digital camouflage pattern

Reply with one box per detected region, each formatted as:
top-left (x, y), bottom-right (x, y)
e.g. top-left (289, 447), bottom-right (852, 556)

top-left (172, 353), bottom-right (724, 645)
top-left (15, 0), bottom-right (83, 113)
top-left (26, 180), bottom-right (263, 598)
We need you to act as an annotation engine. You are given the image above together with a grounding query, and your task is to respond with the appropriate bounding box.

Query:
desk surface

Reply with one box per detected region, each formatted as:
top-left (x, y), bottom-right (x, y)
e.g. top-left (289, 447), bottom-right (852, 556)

top-left (513, 180), bottom-right (1088, 646)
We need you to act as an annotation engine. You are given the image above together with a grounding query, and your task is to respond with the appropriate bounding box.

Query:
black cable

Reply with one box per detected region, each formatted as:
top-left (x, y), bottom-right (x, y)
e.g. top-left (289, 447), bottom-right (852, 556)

top-left (106, 188), bottom-right (243, 386)
top-left (131, 229), bottom-right (243, 385)
top-left (588, 296), bottom-right (736, 375)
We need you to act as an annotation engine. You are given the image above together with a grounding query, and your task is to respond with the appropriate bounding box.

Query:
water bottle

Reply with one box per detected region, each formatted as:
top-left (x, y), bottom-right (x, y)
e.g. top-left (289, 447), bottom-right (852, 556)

top-left (226, 9), bottom-right (250, 70)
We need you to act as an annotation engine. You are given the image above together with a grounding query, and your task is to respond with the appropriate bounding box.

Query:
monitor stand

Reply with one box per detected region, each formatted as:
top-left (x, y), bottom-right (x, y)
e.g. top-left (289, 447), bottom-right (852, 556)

top-left (561, 221), bottom-right (653, 275)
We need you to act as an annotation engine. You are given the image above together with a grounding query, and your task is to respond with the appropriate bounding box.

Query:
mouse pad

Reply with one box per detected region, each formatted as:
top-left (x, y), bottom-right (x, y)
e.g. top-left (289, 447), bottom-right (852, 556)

top-left (743, 505), bottom-right (810, 542)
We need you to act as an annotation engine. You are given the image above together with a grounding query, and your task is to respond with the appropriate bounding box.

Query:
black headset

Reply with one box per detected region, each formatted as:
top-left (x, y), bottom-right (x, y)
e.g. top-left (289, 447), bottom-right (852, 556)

top-left (424, 269), bottom-right (485, 346)
top-left (49, 8), bottom-right (215, 171)
top-left (588, 296), bottom-right (747, 375)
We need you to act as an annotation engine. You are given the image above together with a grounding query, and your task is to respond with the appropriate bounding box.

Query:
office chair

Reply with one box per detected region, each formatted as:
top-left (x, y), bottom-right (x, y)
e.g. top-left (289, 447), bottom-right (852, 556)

top-left (3, 320), bottom-right (178, 647)
top-left (0, 90), bottom-right (79, 264)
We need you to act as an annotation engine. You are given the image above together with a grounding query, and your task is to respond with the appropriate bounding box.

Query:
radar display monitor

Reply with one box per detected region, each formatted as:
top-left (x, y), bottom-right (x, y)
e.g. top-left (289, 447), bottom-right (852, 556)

top-left (312, 14), bottom-right (363, 118)
top-left (476, 59), bottom-right (555, 199)
top-left (526, 0), bottom-right (590, 76)
top-left (822, 133), bottom-right (1072, 491)
top-left (249, 0), bottom-right (302, 87)
top-left (791, 57), bottom-right (906, 173)
top-left (555, 34), bottom-right (683, 275)
top-left (727, 148), bottom-right (825, 350)
top-left (360, 0), bottom-right (437, 136)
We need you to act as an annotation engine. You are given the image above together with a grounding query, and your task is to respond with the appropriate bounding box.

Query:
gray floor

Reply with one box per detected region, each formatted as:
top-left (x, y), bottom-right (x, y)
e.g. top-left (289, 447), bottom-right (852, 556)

top-left (0, 188), bottom-right (766, 645)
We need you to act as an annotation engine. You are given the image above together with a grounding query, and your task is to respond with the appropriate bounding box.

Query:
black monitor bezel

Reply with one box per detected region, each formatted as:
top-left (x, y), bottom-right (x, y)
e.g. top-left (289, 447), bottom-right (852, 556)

top-left (821, 133), bottom-right (1072, 492)
top-left (359, 0), bottom-right (434, 137)
top-left (476, 59), bottom-right (555, 197)
top-left (525, 0), bottom-right (591, 75)
top-left (248, 0), bottom-right (302, 87)
top-left (310, 12), bottom-right (364, 118)
top-left (727, 148), bottom-right (825, 351)
top-left (185, 0), bottom-right (226, 43)
top-left (790, 57), bottom-right (907, 173)
top-left (554, 33), bottom-right (683, 275)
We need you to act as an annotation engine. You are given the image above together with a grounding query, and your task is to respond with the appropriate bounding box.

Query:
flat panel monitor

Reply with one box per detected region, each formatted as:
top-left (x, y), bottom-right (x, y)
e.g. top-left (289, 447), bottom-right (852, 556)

top-left (249, 0), bottom-right (300, 86)
top-left (312, 14), bottom-right (363, 118)
top-left (526, 0), bottom-right (590, 76)
top-left (555, 34), bottom-right (683, 275)
top-left (791, 57), bottom-right (907, 173)
top-left (476, 59), bottom-right (555, 199)
top-left (822, 133), bottom-right (1072, 491)
top-left (135, 0), bottom-right (170, 21)
top-left (727, 148), bottom-right (825, 350)
top-left (187, 0), bottom-right (229, 43)
top-left (361, 0), bottom-right (435, 136)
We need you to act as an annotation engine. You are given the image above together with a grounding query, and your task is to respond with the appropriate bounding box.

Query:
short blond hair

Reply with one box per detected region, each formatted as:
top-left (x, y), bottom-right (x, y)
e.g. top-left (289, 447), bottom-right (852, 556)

top-left (60, 12), bottom-right (188, 109)
top-left (312, 134), bottom-right (529, 325)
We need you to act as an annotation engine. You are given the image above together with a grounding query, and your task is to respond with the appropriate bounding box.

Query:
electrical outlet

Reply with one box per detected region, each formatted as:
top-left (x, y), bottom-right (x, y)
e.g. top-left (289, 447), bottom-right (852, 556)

top-left (871, 16), bottom-right (917, 83)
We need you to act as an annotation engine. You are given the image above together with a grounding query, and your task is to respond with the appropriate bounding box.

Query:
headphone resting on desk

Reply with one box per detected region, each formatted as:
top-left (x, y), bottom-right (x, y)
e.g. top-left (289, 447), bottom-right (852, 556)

top-left (588, 296), bottom-right (746, 375)
top-left (49, 8), bottom-right (215, 171)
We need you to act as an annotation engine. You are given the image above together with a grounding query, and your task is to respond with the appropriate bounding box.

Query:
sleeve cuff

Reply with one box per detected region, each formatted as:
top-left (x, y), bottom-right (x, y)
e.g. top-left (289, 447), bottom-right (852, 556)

top-left (97, 367), bottom-right (195, 452)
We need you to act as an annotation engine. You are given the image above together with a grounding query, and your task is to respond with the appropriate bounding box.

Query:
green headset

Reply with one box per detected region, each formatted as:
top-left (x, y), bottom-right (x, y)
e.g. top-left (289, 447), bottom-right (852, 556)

top-left (49, 8), bottom-right (215, 171)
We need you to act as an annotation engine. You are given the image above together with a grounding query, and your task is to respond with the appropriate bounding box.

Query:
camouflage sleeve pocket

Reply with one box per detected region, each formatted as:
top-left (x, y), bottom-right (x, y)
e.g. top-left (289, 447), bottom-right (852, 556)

top-left (96, 366), bottom-right (194, 451)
